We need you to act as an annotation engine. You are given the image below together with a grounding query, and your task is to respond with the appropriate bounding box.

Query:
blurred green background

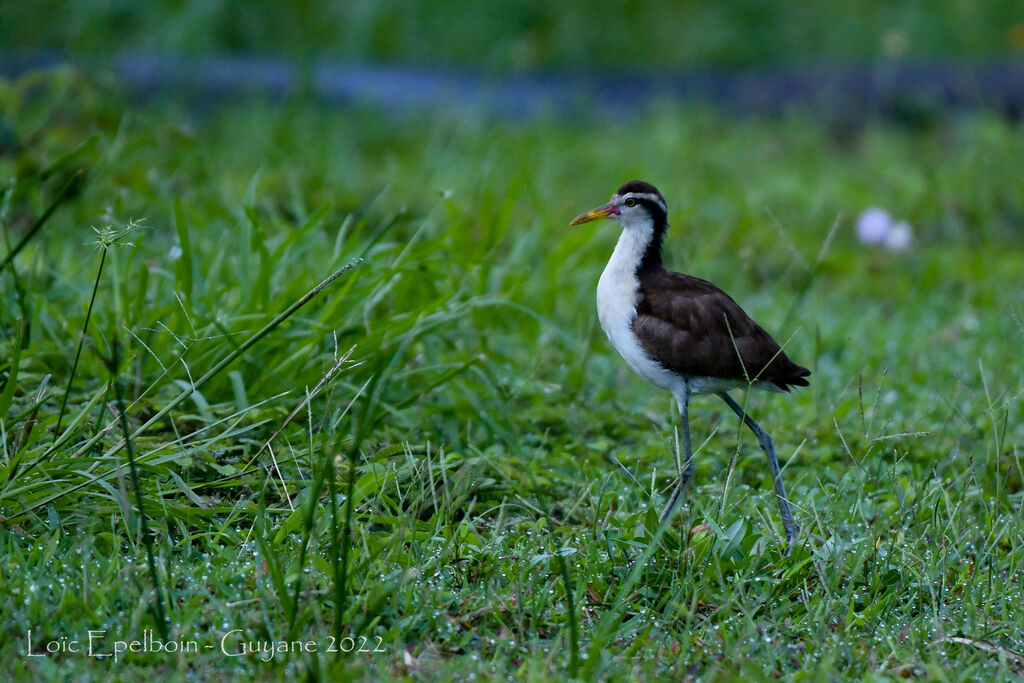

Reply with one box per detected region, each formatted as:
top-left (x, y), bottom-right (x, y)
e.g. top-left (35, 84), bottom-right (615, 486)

top-left (3, 2), bottom-right (1024, 680)
top-left (3, 0), bottom-right (1023, 69)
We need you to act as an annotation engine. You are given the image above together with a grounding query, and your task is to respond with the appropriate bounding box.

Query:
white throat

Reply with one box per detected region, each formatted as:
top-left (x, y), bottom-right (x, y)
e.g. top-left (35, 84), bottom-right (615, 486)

top-left (597, 217), bottom-right (657, 308)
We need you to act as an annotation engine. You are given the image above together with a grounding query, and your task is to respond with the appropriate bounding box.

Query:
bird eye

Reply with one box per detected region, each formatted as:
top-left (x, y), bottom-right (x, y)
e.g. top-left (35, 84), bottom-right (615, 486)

top-left (624, 198), bottom-right (636, 207)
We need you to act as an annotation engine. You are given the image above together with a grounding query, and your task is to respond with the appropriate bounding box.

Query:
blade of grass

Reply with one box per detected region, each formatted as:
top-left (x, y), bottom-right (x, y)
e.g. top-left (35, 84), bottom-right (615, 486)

top-left (105, 341), bottom-right (169, 639)
top-left (0, 170), bottom-right (85, 275)
top-left (554, 552), bottom-right (581, 677)
top-left (326, 426), bottom-right (343, 652)
top-left (54, 241), bottom-right (108, 437)
top-left (6, 259), bottom-right (362, 520)
top-left (0, 320), bottom-right (23, 422)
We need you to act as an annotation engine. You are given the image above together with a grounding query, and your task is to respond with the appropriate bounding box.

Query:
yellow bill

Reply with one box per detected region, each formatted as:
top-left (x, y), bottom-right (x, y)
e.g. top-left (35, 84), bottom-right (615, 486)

top-left (570, 202), bottom-right (619, 226)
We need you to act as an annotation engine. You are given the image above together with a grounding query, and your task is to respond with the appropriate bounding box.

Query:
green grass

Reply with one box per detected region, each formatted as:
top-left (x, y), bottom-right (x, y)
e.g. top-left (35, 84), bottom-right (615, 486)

top-left (2, 69), bottom-right (1024, 680)
top-left (2, 0), bottom-right (1023, 69)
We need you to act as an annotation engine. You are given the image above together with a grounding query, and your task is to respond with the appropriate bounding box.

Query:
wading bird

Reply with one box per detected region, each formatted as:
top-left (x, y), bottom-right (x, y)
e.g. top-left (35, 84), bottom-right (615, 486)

top-left (571, 180), bottom-right (810, 545)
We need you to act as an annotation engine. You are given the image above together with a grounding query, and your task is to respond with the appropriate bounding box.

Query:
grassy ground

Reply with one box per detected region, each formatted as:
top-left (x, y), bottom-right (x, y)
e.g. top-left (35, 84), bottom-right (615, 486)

top-left (1, 70), bottom-right (1024, 680)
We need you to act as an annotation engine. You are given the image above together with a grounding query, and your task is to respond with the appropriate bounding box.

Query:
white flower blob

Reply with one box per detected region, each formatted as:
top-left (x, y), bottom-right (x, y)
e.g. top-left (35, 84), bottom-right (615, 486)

top-left (856, 207), bottom-right (892, 245)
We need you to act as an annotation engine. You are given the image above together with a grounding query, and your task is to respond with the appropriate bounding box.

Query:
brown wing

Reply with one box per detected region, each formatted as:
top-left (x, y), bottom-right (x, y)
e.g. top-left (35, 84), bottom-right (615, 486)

top-left (632, 270), bottom-right (810, 390)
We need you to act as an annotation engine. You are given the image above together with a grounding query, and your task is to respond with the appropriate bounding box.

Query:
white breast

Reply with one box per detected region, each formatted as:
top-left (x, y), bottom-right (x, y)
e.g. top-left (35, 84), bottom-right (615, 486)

top-left (595, 225), bottom-right (753, 398)
top-left (596, 227), bottom-right (682, 393)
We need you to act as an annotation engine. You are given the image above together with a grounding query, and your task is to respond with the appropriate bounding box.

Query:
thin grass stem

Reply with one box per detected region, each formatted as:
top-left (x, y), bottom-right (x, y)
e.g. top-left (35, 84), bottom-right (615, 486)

top-left (54, 247), bottom-right (107, 437)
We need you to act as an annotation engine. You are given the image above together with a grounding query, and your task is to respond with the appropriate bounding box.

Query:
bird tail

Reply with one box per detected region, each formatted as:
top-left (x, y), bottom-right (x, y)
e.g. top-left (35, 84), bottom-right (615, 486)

top-left (770, 365), bottom-right (811, 392)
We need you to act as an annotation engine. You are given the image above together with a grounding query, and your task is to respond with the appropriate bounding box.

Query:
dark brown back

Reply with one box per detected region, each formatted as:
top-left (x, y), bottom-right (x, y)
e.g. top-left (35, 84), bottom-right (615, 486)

top-left (632, 270), bottom-right (811, 390)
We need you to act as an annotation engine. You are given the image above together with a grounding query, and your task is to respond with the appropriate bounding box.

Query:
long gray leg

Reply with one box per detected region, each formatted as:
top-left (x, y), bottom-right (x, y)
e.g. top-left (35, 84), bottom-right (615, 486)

top-left (718, 392), bottom-right (798, 545)
top-left (659, 383), bottom-right (693, 523)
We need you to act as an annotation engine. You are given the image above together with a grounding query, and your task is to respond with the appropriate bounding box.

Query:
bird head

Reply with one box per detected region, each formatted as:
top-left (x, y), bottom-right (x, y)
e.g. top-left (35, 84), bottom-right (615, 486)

top-left (570, 179), bottom-right (667, 231)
